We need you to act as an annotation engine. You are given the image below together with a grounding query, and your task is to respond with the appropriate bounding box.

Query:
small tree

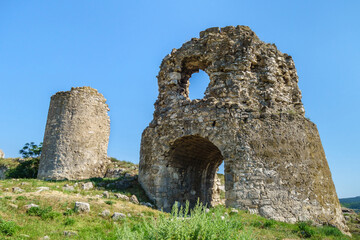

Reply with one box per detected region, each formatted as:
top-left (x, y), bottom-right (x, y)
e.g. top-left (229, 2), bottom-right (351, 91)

top-left (19, 142), bottom-right (42, 158)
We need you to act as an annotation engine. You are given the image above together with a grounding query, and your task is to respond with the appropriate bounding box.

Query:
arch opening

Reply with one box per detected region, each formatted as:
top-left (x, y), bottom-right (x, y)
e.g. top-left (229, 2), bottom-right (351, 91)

top-left (167, 135), bottom-right (224, 209)
top-left (188, 70), bottom-right (210, 100)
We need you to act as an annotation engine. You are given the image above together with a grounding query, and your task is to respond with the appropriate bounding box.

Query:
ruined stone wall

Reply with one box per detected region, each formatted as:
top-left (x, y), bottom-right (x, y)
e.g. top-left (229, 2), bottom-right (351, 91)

top-left (38, 87), bottom-right (110, 180)
top-left (139, 26), bottom-right (348, 232)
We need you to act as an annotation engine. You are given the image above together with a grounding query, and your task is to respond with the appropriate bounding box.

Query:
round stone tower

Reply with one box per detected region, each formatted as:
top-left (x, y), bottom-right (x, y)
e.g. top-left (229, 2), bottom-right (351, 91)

top-left (38, 87), bottom-right (110, 180)
top-left (139, 26), bottom-right (348, 233)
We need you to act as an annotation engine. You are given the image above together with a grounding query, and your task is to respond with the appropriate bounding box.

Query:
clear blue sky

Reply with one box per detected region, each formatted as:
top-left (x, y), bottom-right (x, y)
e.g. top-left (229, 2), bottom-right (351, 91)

top-left (0, 1), bottom-right (359, 198)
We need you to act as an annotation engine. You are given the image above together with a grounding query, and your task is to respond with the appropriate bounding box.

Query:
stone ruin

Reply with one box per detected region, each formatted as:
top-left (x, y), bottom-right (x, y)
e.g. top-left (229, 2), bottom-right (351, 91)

top-left (37, 87), bottom-right (110, 180)
top-left (0, 149), bottom-right (4, 159)
top-left (139, 26), bottom-right (348, 232)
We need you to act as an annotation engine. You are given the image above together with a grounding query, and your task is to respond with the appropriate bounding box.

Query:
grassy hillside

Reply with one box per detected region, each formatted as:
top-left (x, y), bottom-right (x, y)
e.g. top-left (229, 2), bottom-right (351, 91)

top-left (0, 157), bottom-right (357, 239)
top-left (340, 196), bottom-right (360, 211)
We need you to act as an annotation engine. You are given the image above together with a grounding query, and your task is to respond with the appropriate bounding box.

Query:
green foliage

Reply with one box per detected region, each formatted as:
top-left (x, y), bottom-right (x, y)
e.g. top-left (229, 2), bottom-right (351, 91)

top-left (6, 158), bottom-right (39, 178)
top-left (250, 219), bottom-right (276, 229)
top-left (19, 142), bottom-right (42, 158)
top-left (116, 201), bottom-right (251, 240)
top-left (15, 196), bottom-right (27, 201)
top-left (263, 219), bottom-right (276, 228)
top-left (27, 206), bottom-right (60, 220)
top-left (105, 200), bottom-right (114, 205)
top-left (0, 218), bottom-right (19, 236)
top-left (63, 208), bottom-right (75, 216)
top-left (64, 217), bottom-right (76, 226)
top-left (297, 221), bottom-right (315, 238)
top-left (320, 225), bottom-right (343, 237)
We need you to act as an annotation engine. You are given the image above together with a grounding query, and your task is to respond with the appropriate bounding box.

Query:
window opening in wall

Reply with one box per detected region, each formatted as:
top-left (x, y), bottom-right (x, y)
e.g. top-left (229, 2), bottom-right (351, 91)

top-left (188, 70), bottom-right (210, 100)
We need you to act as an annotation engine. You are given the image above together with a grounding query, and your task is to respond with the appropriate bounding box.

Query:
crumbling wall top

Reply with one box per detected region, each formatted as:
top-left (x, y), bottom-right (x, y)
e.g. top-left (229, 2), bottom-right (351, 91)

top-left (155, 25), bottom-right (304, 118)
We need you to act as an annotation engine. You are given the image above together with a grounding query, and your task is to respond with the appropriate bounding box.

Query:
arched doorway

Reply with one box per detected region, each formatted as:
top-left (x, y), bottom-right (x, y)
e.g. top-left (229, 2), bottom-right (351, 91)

top-left (166, 135), bottom-right (224, 208)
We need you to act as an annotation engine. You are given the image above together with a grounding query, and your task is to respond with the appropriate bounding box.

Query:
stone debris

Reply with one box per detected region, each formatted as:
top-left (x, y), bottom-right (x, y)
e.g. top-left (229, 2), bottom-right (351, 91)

top-left (230, 208), bottom-right (239, 214)
top-left (103, 191), bottom-right (110, 198)
top-left (63, 184), bottom-right (75, 191)
top-left (81, 182), bottom-right (94, 190)
top-left (114, 193), bottom-right (129, 201)
top-left (8, 203), bottom-right (18, 209)
top-left (140, 202), bottom-right (154, 208)
top-left (129, 195), bottom-right (139, 204)
top-left (36, 187), bottom-right (50, 192)
top-left (104, 168), bottom-right (126, 178)
top-left (111, 212), bottom-right (126, 220)
top-left (74, 202), bottom-right (90, 213)
top-left (100, 209), bottom-right (110, 217)
top-left (41, 236), bottom-right (50, 240)
top-left (63, 231), bottom-right (78, 236)
top-left (12, 187), bottom-right (24, 193)
top-left (20, 182), bottom-right (29, 186)
top-left (25, 203), bottom-right (39, 209)
top-left (38, 87), bottom-right (110, 180)
top-left (138, 25), bottom-right (348, 234)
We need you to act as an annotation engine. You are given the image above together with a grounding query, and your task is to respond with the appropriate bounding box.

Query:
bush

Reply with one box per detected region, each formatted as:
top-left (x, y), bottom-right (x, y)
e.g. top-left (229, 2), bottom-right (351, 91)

top-left (116, 200), bottom-right (250, 240)
top-left (6, 158), bottom-right (39, 178)
top-left (0, 218), bottom-right (19, 236)
top-left (27, 206), bottom-right (60, 220)
top-left (105, 200), bottom-right (114, 205)
top-left (63, 208), bottom-right (75, 216)
top-left (297, 221), bottom-right (315, 238)
top-left (64, 217), bottom-right (76, 226)
top-left (16, 196), bottom-right (27, 201)
top-left (263, 219), bottom-right (276, 228)
top-left (320, 225), bottom-right (343, 237)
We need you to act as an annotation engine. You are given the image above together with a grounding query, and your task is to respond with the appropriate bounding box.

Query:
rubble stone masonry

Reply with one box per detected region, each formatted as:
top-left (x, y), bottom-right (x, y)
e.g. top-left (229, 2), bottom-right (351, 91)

top-left (38, 87), bottom-right (110, 180)
top-left (139, 26), bottom-right (348, 232)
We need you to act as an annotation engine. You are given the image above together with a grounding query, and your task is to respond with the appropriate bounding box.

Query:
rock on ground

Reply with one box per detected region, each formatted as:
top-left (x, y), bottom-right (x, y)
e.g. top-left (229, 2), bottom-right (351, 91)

top-left (25, 203), bottom-right (39, 210)
top-left (112, 212), bottom-right (126, 220)
top-left (130, 195), bottom-right (139, 204)
top-left (74, 202), bottom-right (90, 213)
top-left (81, 182), bottom-right (94, 190)
top-left (114, 193), bottom-right (129, 201)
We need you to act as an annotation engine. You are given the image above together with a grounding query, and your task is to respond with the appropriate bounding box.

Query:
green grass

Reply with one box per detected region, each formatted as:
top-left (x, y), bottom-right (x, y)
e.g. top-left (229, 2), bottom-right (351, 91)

top-left (0, 166), bottom-right (357, 239)
top-left (0, 177), bottom-right (354, 240)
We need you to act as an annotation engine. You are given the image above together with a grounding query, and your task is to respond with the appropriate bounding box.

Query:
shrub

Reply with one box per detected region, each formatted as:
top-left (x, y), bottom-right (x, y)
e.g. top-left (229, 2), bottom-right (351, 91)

top-left (320, 225), bottom-right (343, 237)
top-left (116, 200), bottom-right (250, 240)
top-left (63, 208), bottom-right (75, 216)
top-left (64, 217), bottom-right (76, 226)
top-left (105, 200), bottom-right (114, 205)
top-left (16, 196), bottom-right (27, 200)
top-left (27, 206), bottom-right (60, 220)
top-left (0, 218), bottom-right (19, 236)
top-left (263, 219), bottom-right (276, 228)
top-left (297, 221), bottom-right (315, 238)
top-left (6, 158), bottom-right (39, 178)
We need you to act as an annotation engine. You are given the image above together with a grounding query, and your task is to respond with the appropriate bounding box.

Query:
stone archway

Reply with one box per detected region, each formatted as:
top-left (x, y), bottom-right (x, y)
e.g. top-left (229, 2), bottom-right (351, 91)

top-left (166, 135), bottom-right (224, 208)
top-left (139, 26), bottom-right (348, 233)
